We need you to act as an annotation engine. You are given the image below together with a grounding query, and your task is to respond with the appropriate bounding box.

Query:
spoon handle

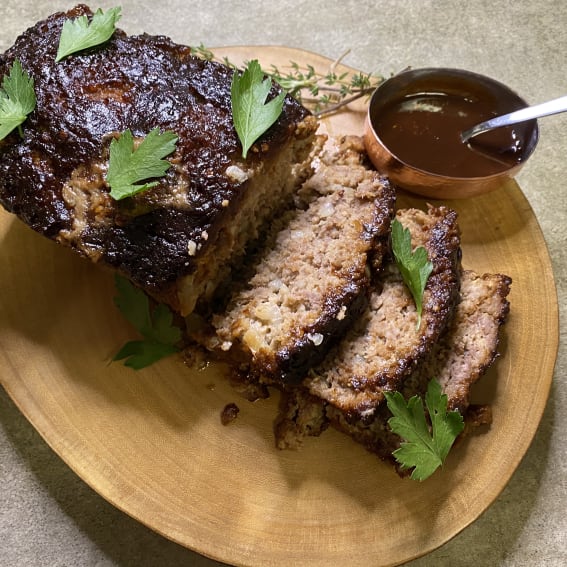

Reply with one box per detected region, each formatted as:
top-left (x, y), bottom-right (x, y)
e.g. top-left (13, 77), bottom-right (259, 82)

top-left (461, 94), bottom-right (567, 143)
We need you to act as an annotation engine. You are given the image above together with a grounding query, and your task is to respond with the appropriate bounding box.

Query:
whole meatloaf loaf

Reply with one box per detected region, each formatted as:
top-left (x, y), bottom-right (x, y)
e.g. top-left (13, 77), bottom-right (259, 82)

top-left (301, 205), bottom-right (461, 415)
top-left (201, 136), bottom-right (396, 385)
top-left (0, 5), bottom-right (318, 315)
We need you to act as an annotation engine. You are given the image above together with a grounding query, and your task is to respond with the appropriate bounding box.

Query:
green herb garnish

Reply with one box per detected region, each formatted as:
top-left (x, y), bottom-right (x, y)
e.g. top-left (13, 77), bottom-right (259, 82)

top-left (55, 6), bottom-right (122, 62)
top-left (106, 128), bottom-right (178, 200)
top-left (0, 59), bottom-right (36, 140)
top-left (267, 57), bottom-right (382, 115)
top-left (230, 59), bottom-right (286, 159)
top-left (391, 218), bottom-right (433, 329)
top-left (384, 379), bottom-right (465, 481)
top-left (192, 44), bottom-right (384, 117)
top-left (113, 275), bottom-right (182, 370)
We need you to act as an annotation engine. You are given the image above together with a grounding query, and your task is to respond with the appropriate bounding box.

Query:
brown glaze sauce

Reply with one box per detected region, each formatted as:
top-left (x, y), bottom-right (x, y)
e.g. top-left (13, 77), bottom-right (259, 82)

top-left (374, 92), bottom-right (532, 177)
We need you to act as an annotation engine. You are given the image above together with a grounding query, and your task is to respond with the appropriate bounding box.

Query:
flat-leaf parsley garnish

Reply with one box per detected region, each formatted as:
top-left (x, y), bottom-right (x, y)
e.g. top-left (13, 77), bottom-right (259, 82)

top-left (56, 6), bottom-right (122, 62)
top-left (384, 379), bottom-right (465, 481)
top-left (106, 128), bottom-right (178, 200)
top-left (391, 218), bottom-right (433, 329)
top-left (0, 59), bottom-right (36, 140)
top-left (231, 59), bottom-right (286, 159)
top-left (113, 275), bottom-right (182, 370)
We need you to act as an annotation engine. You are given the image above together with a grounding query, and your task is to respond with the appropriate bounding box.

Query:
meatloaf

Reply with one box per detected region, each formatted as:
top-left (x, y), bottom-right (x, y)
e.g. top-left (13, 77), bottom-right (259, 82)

top-left (301, 205), bottom-right (461, 415)
top-left (201, 136), bottom-right (396, 384)
top-left (0, 5), bottom-right (318, 315)
top-left (325, 270), bottom-right (512, 467)
top-left (275, 270), bottom-right (512, 454)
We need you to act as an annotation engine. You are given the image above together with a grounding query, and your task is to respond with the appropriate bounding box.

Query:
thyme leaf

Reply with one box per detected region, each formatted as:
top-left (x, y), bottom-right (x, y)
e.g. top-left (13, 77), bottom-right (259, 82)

top-left (191, 45), bottom-right (385, 116)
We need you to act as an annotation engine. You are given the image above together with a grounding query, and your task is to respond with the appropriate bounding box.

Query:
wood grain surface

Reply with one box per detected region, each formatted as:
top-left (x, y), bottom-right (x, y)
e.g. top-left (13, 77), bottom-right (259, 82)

top-left (0, 47), bottom-right (558, 567)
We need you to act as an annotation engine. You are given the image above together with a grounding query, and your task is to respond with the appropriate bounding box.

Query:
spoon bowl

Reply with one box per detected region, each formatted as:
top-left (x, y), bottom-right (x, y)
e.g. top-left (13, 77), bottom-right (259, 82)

top-left (461, 94), bottom-right (567, 143)
top-left (363, 68), bottom-right (539, 199)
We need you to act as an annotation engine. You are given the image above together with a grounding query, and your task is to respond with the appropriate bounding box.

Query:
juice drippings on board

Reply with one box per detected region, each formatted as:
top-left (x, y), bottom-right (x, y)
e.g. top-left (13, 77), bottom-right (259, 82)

top-left (374, 93), bottom-right (531, 177)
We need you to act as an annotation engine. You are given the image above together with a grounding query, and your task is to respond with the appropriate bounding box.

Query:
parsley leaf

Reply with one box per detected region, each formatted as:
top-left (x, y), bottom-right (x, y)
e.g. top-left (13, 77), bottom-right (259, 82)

top-left (231, 59), bottom-right (286, 158)
top-left (391, 218), bottom-right (433, 329)
top-left (384, 379), bottom-right (465, 481)
top-left (56, 6), bottom-right (122, 62)
top-left (106, 128), bottom-right (178, 200)
top-left (0, 59), bottom-right (36, 140)
top-left (113, 275), bottom-right (182, 370)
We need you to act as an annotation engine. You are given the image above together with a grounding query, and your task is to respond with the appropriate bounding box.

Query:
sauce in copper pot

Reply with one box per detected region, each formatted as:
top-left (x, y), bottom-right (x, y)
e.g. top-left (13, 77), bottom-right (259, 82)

top-left (373, 92), bottom-right (533, 177)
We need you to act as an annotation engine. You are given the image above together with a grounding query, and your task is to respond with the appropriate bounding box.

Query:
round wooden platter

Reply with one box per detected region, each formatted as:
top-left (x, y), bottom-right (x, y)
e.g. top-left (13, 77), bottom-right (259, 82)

top-left (0, 47), bottom-right (558, 567)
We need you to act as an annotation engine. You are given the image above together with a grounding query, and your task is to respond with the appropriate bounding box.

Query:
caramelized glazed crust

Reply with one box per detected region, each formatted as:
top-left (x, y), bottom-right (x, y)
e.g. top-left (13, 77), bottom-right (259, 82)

top-left (0, 5), bottom-right (315, 310)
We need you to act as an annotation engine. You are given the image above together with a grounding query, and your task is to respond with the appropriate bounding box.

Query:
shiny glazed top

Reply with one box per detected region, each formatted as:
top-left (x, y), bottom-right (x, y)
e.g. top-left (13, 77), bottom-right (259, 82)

top-left (0, 5), bottom-right (311, 289)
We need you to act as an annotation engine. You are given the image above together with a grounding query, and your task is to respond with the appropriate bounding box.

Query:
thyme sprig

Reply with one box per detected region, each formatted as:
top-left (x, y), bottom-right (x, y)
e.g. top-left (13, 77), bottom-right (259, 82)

top-left (190, 44), bottom-right (384, 116)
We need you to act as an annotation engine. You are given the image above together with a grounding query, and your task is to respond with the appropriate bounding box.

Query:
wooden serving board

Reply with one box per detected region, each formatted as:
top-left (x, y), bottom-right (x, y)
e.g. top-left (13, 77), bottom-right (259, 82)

top-left (0, 47), bottom-right (558, 567)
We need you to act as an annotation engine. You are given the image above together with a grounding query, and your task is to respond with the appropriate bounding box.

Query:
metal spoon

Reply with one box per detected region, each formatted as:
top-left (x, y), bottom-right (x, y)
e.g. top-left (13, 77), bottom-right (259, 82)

top-left (461, 94), bottom-right (567, 144)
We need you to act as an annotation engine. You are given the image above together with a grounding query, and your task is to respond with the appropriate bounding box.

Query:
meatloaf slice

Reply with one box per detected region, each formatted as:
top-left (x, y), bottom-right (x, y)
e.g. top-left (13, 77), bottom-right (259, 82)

top-left (302, 205), bottom-right (461, 415)
top-left (0, 5), bottom-right (318, 316)
top-left (202, 136), bottom-right (396, 384)
top-left (325, 270), bottom-right (512, 466)
top-left (410, 270), bottom-right (512, 414)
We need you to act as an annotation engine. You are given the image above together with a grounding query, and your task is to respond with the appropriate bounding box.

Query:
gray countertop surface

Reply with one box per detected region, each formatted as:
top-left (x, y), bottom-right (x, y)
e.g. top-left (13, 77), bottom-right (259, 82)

top-left (1, 1), bottom-right (565, 565)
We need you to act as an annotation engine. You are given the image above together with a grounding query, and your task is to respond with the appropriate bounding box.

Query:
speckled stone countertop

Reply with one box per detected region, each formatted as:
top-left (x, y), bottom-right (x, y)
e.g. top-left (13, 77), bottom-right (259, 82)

top-left (1, 1), bottom-right (565, 565)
